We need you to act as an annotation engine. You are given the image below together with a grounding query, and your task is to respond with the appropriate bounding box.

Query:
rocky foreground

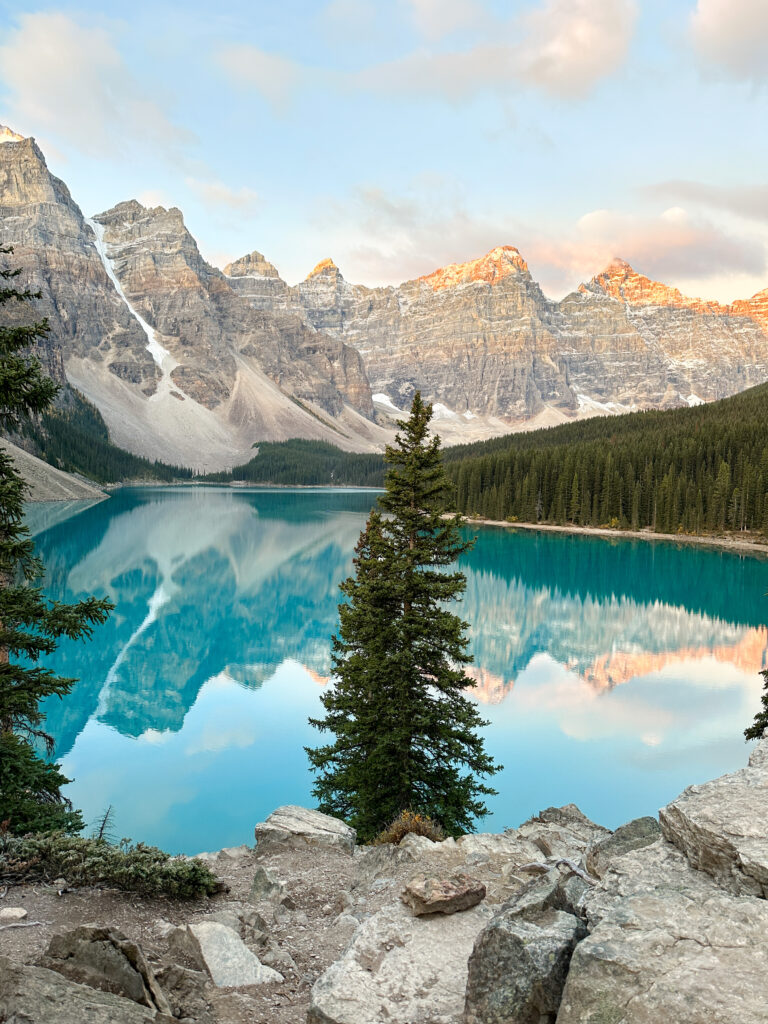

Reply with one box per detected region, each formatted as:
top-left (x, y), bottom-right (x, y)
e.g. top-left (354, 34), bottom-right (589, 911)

top-left (1, 735), bottom-right (766, 1023)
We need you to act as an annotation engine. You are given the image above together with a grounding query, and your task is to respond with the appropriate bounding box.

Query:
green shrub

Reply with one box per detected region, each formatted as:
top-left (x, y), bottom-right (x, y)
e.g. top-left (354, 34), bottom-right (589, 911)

top-left (372, 810), bottom-right (445, 846)
top-left (0, 832), bottom-right (223, 899)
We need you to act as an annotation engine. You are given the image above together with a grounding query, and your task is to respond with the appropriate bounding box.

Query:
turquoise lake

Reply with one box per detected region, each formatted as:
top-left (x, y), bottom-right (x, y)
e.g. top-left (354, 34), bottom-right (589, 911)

top-left (27, 486), bottom-right (765, 854)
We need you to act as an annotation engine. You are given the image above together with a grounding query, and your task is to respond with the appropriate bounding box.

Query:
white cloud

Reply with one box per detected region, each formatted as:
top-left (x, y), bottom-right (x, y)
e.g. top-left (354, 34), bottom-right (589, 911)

top-left (313, 181), bottom-right (766, 303)
top-left (213, 45), bottom-right (303, 112)
top-left (691, 0), bottom-right (768, 83)
top-left (521, 206), bottom-right (767, 299)
top-left (403, 0), bottom-right (483, 41)
top-left (218, 0), bottom-right (636, 109)
top-left (356, 0), bottom-right (637, 100)
top-left (318, 179), bottom-right (509, 284)
top-left (517, 0), bottom-right (638, 96)
top-left (186, 177), bottom-right (260, 214)
top-left (644, 181), bottom-right (768, 222)
top-left (0, 12), bottom-right (191, 157)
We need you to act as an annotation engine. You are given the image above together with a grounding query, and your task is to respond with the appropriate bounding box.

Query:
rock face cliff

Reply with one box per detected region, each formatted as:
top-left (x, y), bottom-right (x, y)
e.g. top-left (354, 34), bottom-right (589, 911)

top-left (277, 248), bottom-right (768, 420)
top-left (4, 126), bottom-right (768, 468)
top-left (0, 134), bottom-right (152, 389)
top-left (226, 242), bottom-right (768, 426)
top-left (0, 131), bottom-right (383, 468)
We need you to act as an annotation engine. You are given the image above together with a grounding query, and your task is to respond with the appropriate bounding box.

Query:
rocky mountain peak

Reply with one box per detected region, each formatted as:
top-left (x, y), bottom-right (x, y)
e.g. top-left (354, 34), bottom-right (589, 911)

top-left (0, 125), bottom-right (25, 144)
top-left (224, 251), bottom-right (282, 280)
top-left (589, 259), bottom-right (724, 316)
top-left (307, 257), bottom-right (341, 279)
top-left (418, 245), bottom-right (531, 291)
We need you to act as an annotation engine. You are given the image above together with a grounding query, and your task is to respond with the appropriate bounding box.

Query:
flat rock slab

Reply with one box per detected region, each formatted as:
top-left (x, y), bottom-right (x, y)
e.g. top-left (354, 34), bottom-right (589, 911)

top-left (558, 840), bottom-right (768, 1024)
top-left (659, 735), bottom-right (768, 896)
top-left (42, 925), bottom-right (171, 1014)
top-left (402, 873), bottom-right (486, 915)
top-left (308, 899), bottom-right (491, 1024)
top-left (172, 921), bottom-right (282, 988)
top-left (0, 956), bottom-right (161, 1024)
top-left (254, 805), bottom-right (356, 855)
top-left (0, 906), bottom-right (28, 922)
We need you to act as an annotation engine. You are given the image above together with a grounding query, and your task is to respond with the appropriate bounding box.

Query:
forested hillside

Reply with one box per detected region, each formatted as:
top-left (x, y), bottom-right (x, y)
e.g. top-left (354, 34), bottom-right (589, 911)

top-left (204, 439), bottom-right (384, 487)
top-left (444, 382), bottom-right (768, 534)
top-left (212, 383), bottom-right (768, 537)
top-left (21, 390), bottom-right (192, 483)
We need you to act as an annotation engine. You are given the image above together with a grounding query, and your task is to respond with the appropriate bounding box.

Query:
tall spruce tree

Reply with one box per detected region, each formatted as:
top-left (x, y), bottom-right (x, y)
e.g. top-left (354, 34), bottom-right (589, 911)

top-left (745, 667), bottom-right (768, 741)
top-left (307, 393), bottom-right (500, 840)
top-left (0, 247), bottom-right (112, 834)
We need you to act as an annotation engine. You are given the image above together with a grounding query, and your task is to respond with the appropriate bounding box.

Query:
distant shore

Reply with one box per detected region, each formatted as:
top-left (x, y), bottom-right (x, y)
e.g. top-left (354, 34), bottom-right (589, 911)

top-left (464, 516), bottom-right (768, 558)
top-left (105, 481), bottom-right (768, 558)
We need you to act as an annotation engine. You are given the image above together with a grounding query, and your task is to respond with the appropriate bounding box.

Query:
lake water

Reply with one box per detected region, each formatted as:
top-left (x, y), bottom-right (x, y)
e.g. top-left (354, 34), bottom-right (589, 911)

top-left (28, 486), bottom-right (765, 854)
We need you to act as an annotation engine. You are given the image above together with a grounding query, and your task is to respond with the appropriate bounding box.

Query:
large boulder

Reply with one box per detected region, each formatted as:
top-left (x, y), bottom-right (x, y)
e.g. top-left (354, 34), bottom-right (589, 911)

top-left (254, 805), bottom-right (356, 855)
top-left (42, 925), bottom-right (171, 1015)
top-left (557, 839), bottom-right (768, 1024)
top-left (585, 816), bottom-right (661, 879)
top-left (169, 921), bottom-right (282, 988)
top-left (464, 909), bottom-right (585, 1024)
top-left (659, 736), bottom-right (768, 897)
top-left (0, 956), bottom-right (164, 1023)
top-left (308, 899), bottom-right (491, 1023)
top-left (463, 868), bottom-right (587, 1024)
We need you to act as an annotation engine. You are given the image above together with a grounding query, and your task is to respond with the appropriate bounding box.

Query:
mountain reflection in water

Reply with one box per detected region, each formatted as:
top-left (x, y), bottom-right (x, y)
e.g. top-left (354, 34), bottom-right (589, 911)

top-left (29, 487), bottom-right (766, 853)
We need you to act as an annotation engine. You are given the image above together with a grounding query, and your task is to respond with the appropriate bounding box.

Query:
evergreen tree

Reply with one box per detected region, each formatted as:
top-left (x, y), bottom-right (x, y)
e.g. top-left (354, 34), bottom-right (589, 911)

top-left (307, 393), bottom-right (500, 841)
top-left (745, 667), bottom-right (768, 741)
top-left (0, 247), bottom-right (112, 834)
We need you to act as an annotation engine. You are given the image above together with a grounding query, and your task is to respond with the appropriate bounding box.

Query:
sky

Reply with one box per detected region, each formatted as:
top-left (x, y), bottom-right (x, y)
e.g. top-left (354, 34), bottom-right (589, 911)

top-left (0, 0), bottom-right (766, 300)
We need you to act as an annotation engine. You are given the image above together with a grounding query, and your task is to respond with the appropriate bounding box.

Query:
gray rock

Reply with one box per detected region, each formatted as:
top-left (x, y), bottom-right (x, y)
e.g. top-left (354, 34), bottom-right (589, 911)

top-left (309, 899), bottom-right (490, 1024)
top-left (42, 925), bottom-right (171, 1015)
top-left (329, 913), bottom-right (359, 946)
top-left (464, 908), bottom-right (585, 1024)
top-left (250, 865), bottom-right (286, 901)
top-left (585, 815), bottom-right (661, 879)
top-left (506, 866), bottom-right (589, 921)
top-left (0, 956), bottom-right (163, 1023)
top-left (558, 839), bottom-right (768, 1024)
top-left (402, 873), bottom-right (486, 916)
top-left (515, 805), bottom-right (610, 865)
top-left (168, 921), bottom-right (282, 988)
top-left (154, 963), bottom-right (213, 1024)
top-left (260, 942), bottom-right (297, 975)
top-left (254, 805), bottom-right (356, 855)
top-left (217, 844), bottom-right (252, 861)
top-left (659, 735), bottom-right (768, 897)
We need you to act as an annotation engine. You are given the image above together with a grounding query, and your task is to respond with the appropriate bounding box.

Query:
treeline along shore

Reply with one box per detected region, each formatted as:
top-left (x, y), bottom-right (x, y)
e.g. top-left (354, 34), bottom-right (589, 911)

top-left (203, 380), bottom-right (768, 542)
top-left (21, 380), bottom-right (768, 546)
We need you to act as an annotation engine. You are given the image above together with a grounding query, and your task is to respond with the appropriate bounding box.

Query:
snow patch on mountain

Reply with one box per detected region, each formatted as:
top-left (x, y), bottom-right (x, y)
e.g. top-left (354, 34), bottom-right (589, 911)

top-left (86, 217), bottom-right (176, 380)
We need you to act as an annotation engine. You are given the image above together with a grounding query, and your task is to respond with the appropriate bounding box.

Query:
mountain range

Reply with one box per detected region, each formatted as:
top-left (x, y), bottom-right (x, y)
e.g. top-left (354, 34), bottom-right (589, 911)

top-left (2, 126), bottom-right (767, 469)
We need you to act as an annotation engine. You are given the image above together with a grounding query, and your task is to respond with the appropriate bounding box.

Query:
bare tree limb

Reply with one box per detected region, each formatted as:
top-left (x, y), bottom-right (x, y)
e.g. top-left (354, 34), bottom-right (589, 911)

top-left (517, 859), bottom-right (598, 886)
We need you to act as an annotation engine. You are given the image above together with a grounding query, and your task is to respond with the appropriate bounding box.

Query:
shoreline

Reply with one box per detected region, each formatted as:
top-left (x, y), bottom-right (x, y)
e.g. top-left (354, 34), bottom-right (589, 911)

top-left (77, 480), bottom-right (768, 558)
top-left (464, 516), bottom-right (768, 558)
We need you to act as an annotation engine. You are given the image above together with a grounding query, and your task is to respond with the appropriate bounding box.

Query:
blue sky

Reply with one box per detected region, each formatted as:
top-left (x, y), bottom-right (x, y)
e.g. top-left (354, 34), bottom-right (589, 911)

top-left (0, 0), bottom-right (766, 300)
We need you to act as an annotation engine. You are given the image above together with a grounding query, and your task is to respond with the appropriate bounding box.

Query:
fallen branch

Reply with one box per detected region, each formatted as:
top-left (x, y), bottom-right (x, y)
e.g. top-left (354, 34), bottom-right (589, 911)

top-left (518, 862), bottom-right (550, 875)
top-left (554, 858), bottom-right (598, 886)
top-left (0, 920), bottom-right (46, 932)
top-left (517, 859), bottom-right (598, 886)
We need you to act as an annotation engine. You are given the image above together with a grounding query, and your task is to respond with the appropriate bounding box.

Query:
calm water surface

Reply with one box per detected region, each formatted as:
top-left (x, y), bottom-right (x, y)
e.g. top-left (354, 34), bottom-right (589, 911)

top-left (27, 486), bottom-right (765, 854)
